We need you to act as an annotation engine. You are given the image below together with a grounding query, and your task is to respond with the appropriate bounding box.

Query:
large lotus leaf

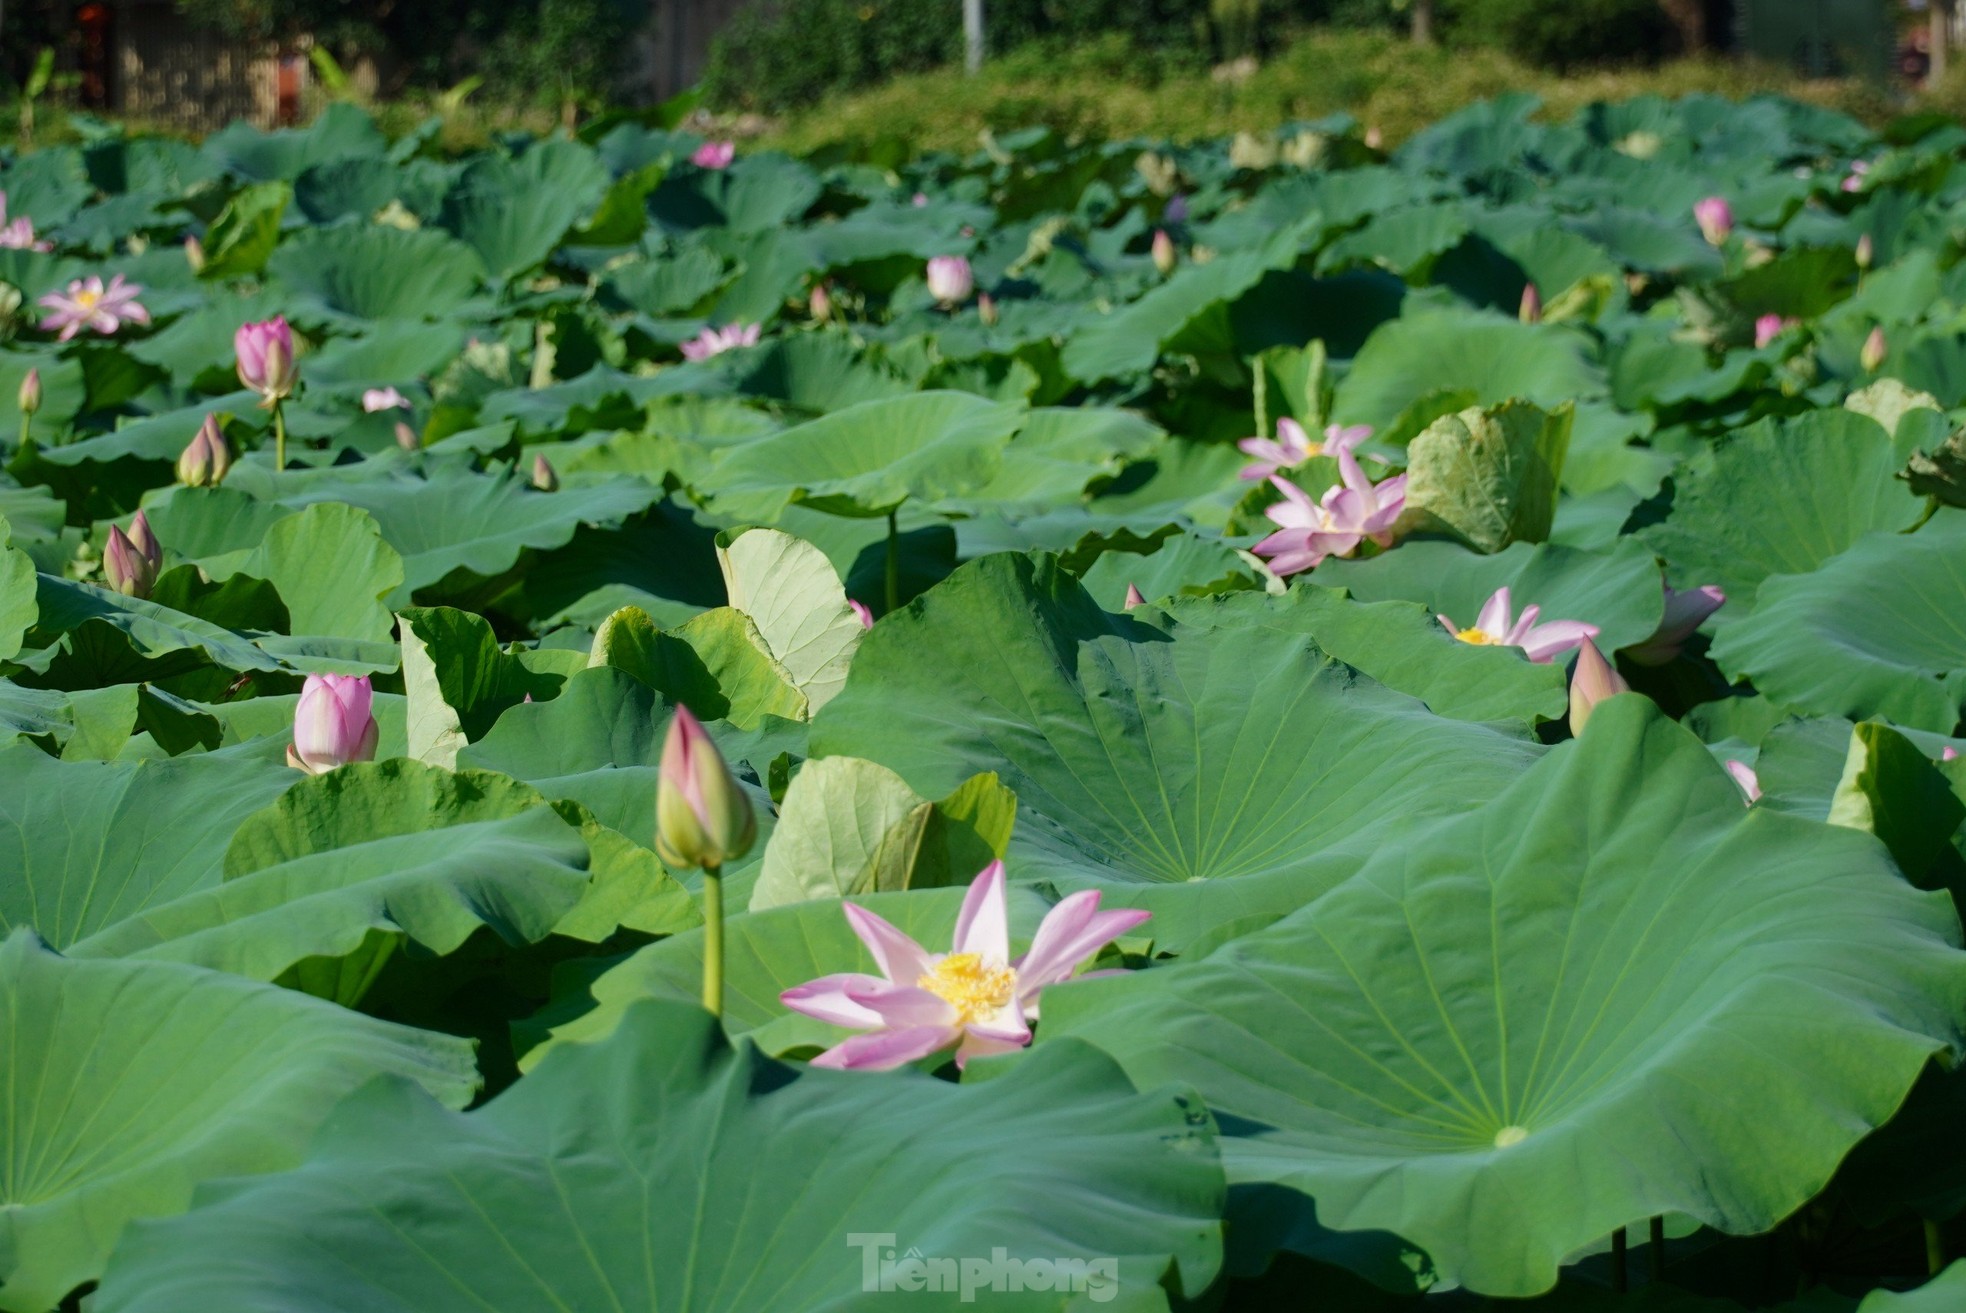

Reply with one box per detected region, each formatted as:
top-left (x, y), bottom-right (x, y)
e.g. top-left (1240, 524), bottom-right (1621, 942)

top-left (196, 181), bottom-right (290, 280)
top-left (706, 391), bottom-right (1022, 520)
top-left (1077, 532), bottom-right (1259, 612)
top-left (0, 741), bottom-right (294, 948)
top-left (1710, 517), bottom-right (1966, 732)
top-left (21, 573), bottom-right (288, 681)
top-left (606, 246), bottom-right (730, 317)
top-left (94, 1001), bottom-right (1223, 1313)
top-left (267, 467), bottom-right (666, 597)
top-left (64, 761), bottom-right (623, 1005)
top-left (1397, 400), bottom-right (1573, 554)
top-left (1043, 698), bottom-right (1966, 1296)
top-left (197, 502), bottom-right (403, 643)
top-left (811, 553), bottom-right (1542, 889)
top-left (0, 929), bottom-right (477, 1313)
top-left (748, 756), bottom-right (1014, 911)
top-left (1643, 409), bottom-right (1927, 612)
top-left (950, 406), bottom-right (1167, 509)
top-left (590, 604), bottom-right (807, 727)
top-left (437, 140), bottom-right (609, 281)
top-left (1165, 586), bottom-right (1568, 727)
top-left (399, 606), bottom-right (571, 769)
top-left (266, 222), bottom-right (485, 320)
top-left (1332, 311), bottom-right (1606, 432)
top-left (201, 103), bottom-right (389, 182)
top-left (0, 527), bottom-right (31, 661)
top-left (715, 526), bottom-right (864, 713)
top-left (1314, 535), bottom-right (1667, 657)
top-left (301, 320), bottom-right (467, 390)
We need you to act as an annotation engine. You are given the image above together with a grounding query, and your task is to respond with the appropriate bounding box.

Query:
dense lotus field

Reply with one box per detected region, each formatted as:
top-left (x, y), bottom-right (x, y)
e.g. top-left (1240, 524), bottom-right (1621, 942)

top-left (5, 89), bottom-right (1966, 1311)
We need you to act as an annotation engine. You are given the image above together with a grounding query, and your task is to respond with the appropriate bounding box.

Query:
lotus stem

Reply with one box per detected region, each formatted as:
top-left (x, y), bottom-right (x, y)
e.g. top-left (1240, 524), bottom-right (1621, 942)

top-left (272, 401), bottom-right (288, 472)
top-left (15, 415), bottom-right (25, 452)
top-left (885, 508), bottom-right (900, 614)
top-left (701, 861), bottom-right (724, 1018)
top-left (1927, 1218), bottom-right (1946, 1276)
top-left (1650, 1216), bottom-right (1665, 1280)
top-left (1611, 1226), bottom-right (1627, 1293)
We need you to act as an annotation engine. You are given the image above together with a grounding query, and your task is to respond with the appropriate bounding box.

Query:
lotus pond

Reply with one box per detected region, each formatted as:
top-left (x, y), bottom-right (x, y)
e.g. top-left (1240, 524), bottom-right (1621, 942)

top-left (3, 92), bottom-right (1966, 1311)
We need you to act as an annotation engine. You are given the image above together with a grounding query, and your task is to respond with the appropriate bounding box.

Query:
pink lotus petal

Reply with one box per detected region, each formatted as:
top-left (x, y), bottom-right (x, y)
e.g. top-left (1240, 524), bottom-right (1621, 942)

top-left (1016, 890), bottom-right (1151, 992)
top-left (779, 972), bottom-right (893, 1029)
top-left (811, 1025), bottom-right (959, 1071)
top-left (1475, 587), bottom-right (1513, 638)
top-left (842, 902), bottom-right (936, 985)
top-left (1724, 759), bottom-right (1761, 803)
top-left (954, 1028), bottom-right (1030, 1068)
top-left (1517, 620), bottom-right (1599, 664)
top-left (841, 980), bottom-right (962, 1029)
top-left (952, 859), bottom-right (1009, 961)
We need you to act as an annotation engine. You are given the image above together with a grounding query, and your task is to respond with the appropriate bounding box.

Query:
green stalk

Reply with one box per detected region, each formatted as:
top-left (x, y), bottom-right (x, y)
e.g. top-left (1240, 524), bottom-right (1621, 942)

top-left (884, 508), bottom-right (900, 614)
top-left (15, 415), bottom-right (26, 453)
top-left (271, 402), bottom-right (288, 472)
top-left (701, 861), bottom-right (724, 1017)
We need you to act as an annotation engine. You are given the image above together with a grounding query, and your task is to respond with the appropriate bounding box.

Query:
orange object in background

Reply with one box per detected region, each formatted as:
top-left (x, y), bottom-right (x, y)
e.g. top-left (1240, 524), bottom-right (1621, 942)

top-left (76, 2), bottom-right (111, 109)
top-left (276, 54), bottom-right (304, 125)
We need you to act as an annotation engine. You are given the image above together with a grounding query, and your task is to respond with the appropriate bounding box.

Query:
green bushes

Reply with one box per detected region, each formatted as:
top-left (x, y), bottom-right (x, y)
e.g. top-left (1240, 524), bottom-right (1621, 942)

top-left (1446, 0), bottom-right (1674, 69)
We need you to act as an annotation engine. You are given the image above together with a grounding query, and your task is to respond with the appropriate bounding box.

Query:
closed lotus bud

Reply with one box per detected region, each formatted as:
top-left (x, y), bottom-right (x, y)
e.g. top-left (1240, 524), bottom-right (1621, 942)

top-left (103, 525), bottom-right (157, 599)
top-left (177, 414), bottom-right (231, 487)
top-left (1855, 233), bottom-right (1874, 271)
top-left (184, 235), bottom-right (205, 273)
top-left (1124, 583), bottom-right (1146, 611)
top-left (1693, 196), bottom-right (1733, 247)
top-left (1364, 126), bottom-right (1384, 151)
top-left (1861, 326), bottom-right (1888, 373)
top-left (126, 509), bottom-right (163, 573)
top-left (531, 453), bottom-right (558, 491)
top-left (1519, 283), bottom-right (1542, 324)
top-left (286, 673), bottom-right (380, 774)
top-left (810, 282), bottom-right (832, 323)
top-left (1151, 228), bottom-right (1177, 276)
top-left (1567, 639), bottom-right (1630, 736)
top-left (977, 292), bottom-right (998, 326)
top-left (655, 704), bottom-right (756, 871)
top-left (925, 255), bottom-right (973, 306)
top-left (394, 421), bottom-right (420, 451)
top-left (235, 316), bottom-right (298, 406)
top-left (17, 367), bottom-right (40, 416)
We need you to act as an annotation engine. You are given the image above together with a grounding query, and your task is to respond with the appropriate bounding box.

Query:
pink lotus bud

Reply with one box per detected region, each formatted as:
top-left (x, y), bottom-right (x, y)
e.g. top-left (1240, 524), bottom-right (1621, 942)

top-left (1942, 746), bottom-right (1958, 762)
top-left (1694, 196), bottom-right (1733, 246)
top-left (1519, 283), bottom-right (1542, 324)
top-left (1855, 233), bottom-right (1874, 270)
top-left (362, 387), bottom-right (408, 412)
top-left (912, 192), bottom-right (929, 207)
top-left (1151, 229), bottom-right (1177, 276)
top-left (1724, 759), bottom-right (1761, 804)
top-left (1626, 583), bottom-right (1725, 665)
top-left (184, 236), bottom-right (205, 272)
top-left (236, 317), bottom-right (298, 405)
top-left (810, 282), bottom-right (832, 323)
top-left (848, 599), bottom-right (873, 628)
top-left (977, 292), bottom-right (998, 326)
top-left (691, 140), bottom-right (735, 170)
top-left (103, 525), bottom-right (157, 599)
top-left (1754, 315), bottom-right (1793, 350)
top-left (926, 255), bottom-right (973, 306)
top-left (126, 510), bottom-right (162, 573)
top-left (177, 414), bottom-right (232, 487)
top-left (1124, 583), bottom-right (1147, 610)
top-left (1861, 326), bottom-right (1888, 373)
top-left (655, 704), bottom-right (756, 870)
top-left (394, 421), bottom-right (420, 451)
top-left (1365, 126), bottom-right (1384, 151)
top-left (17, 367), bottom-right (39, 416)
top-left (286, 673), bottom-right (380, 774)
top-left (1567, 639), bottom-right (1630, 736)
top-left (531, 453), bottom-right (558, 491)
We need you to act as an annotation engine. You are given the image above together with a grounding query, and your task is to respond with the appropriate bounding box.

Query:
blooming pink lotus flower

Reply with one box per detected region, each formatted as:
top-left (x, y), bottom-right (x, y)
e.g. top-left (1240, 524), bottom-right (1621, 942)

top-left (1252, 446), bottom-right (1407, 577)
top-left (1626, 583), bottom-right (1725, 665)
top-left (1694, 196), bottom-right (1733, 246)
top-left (925, 255), bottom-right (974, 306)
top-left (236, 317), bottom-right (297, 405)
top-left (848, 599), bottom-right (874, 628)
top-left (691, 140), bottom-right (736, 169)
top-left (1238, 419), bottom-right (1370, 481)
top-left (362, 387), bottom-right (409, 412)
top-left (1438, 586), bottom-right (1597, 664)
top-left (287, 673), bottom-right (380, 774)
top-left (1724, 759), bottom-right (1761, 804)
top-left (1754, 315), bottom-right (1797, 349)
top-left (0, 192), bottom-right (50, 251)
top-left (780, 861), bottom-right (1150, 1071)
top-left (38, 275), bottom-right (149, 341)
top-left (679, 322), bottom-right (761, 361)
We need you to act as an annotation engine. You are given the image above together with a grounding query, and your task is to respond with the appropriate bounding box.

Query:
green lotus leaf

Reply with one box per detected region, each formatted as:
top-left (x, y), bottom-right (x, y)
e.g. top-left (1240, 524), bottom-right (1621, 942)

top-left (716, 525), bottom-right (865, 713)
top-left (266, 222), bottom-right (486, 321)
top-left (1397, 400), bottom-right (1573, 554)
top-left (94, 1000), bottom-right (1222, 1313)
top-left (201, 103), bottom-right (390, 182)
top-left (1043, 698), bottom-right (1966, 1296)
top-left (19, 575), bottom-right (284, 683)
top-left (437, 140), bottom-right (610, 282)
top-left (0, 928), bottom-right (477, 1313)
top-left (196, 180), bottom-right (290, 280)
top-left (0, 521), bottom-right (32, 661)
top-left (590, 603), bottom-right (807, 727)
top-left (812, 553), bottom-right (1542, 889)
top-left (399, 605), bottom-right (572, 769)
top-left (1710, 517), bottom-right (1966, 732)
top-left (1331, 310), bottom-right (1606, 432)
top-left (197, 502), bottom-right (403, 643)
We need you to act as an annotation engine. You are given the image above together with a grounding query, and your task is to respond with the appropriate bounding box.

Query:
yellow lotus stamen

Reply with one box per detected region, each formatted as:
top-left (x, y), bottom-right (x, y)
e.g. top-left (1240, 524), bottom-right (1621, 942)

top-left (75, 289), bottom-right (99, 310)
top-left (1456, 627), bottom-right (1497, 645)
top-left (919, 953), bottom-right (1017, 1025)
